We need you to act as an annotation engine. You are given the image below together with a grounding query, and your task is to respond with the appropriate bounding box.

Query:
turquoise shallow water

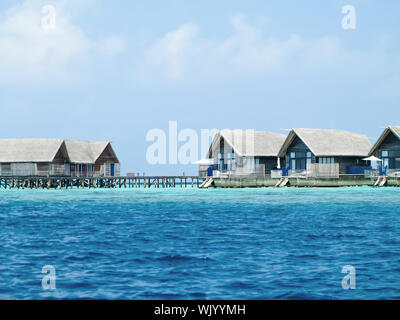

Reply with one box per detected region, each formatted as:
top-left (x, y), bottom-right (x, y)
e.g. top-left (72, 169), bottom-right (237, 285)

top-left (0, 187), bottom-right (400, 299)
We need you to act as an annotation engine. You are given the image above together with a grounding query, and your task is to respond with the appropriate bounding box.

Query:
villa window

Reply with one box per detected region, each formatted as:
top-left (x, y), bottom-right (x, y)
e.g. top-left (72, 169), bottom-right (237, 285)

top-left (306, 152), bottom-right (312, 167)
top-left (318, 157), bottom-right (334, 164)
top-left (381, 150), bottom-right (400, 169)
top-left (289, 151), bottom-right (312, 170)
top-left (218, 153), bottom-right (224, 171)
top-left (231, 150), bottom-right (236, 170)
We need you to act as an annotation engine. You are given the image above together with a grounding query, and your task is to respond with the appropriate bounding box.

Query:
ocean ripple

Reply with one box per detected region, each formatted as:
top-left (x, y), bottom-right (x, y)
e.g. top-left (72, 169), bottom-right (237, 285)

top-left (0, 187), bottom-right (400, 299)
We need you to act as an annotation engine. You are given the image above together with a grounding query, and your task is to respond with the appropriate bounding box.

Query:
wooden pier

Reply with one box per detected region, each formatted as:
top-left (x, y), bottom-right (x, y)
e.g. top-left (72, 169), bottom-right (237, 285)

top-left (0, 176), bottom-right (203, 189)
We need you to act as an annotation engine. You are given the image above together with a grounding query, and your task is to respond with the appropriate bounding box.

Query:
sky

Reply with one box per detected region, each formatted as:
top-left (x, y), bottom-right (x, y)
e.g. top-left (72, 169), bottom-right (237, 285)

top-left (0, 0), bottom-right (399, 175)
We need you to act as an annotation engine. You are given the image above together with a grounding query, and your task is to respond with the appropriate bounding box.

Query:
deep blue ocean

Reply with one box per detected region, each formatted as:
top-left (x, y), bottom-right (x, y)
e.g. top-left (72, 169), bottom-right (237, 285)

top-left (1, 187), bottom-right (400, 299)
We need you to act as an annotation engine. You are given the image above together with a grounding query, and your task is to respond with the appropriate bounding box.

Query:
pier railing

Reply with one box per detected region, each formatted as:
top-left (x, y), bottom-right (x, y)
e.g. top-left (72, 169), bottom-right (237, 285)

top-left (386, 169), bottom-right (400, 177)
top-left (0, 176), bottom-right (203, 189)
top-left (364, 169), bottom-right (379, 178)
top-left (306, 163), bottom-right (339, 179)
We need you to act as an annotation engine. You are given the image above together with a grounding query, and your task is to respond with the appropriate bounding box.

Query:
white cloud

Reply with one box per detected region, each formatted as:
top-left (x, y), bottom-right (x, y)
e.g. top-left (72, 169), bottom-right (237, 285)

top-left (1, 3), bottom-right (395, 88)
top-left (97, 36), bottom-right (126, 56)
top-left (213, 15), bottom-right (303, 75)
top-left (140, 14), bottom-right (385, 81)
top-left (141, 15), bottom-right (306, 80)
top-left (145, 23), bottom-right (199, 79)
top-left (0, 0), bottom-right (123, 84)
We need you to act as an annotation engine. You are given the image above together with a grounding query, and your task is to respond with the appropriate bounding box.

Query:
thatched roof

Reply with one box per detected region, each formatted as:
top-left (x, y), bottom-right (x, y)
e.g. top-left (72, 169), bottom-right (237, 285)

top-left (0, 139), bottom-right (64, 163)
top-left (390, 126), bottom-right (400, 138)
top-left (369, 126), bottom-right (400, 155)
top-left (64, 140), bottom-right (118, 164)
top-left (278, 128), bottom-right (372, 157)
top-left (207, 130), bottom-right (287, 158)
top-left (0, 139), bottom-right (119, 164)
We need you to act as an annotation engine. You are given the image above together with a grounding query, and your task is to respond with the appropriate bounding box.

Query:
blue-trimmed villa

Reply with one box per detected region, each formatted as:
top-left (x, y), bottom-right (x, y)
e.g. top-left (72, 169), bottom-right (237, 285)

top-left (369, 126), bottom-right (400, 176)
top-left (206, 130), bottom-right (286, 177)
top-left (278, 128), bottom-right (372, 175)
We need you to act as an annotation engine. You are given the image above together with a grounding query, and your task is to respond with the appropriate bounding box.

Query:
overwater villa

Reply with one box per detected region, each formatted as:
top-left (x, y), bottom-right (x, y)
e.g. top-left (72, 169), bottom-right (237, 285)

top-left (277, 128), bottom-right (372, 176)
top-left (369, 126), bottom-right (400, 176)
top-left (64, 140), bottom-right (120, 177)
top-left (198, 126), bottom-right (400, 188)
top-left (206, 130), bottom-right (286, 177)
top-left (0, 139), bottom-right (119, 177)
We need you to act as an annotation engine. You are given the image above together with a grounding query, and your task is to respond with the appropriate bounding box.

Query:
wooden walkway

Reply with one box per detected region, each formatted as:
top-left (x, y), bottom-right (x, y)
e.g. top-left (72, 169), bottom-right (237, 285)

top-left (0, 176), bottom-right (203, 189)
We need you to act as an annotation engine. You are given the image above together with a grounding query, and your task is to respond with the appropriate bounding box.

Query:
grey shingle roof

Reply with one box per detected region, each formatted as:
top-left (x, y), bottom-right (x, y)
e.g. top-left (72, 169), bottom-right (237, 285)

top-left (0, 139), bottom-right (64, 163)
top-left (278, 128), bottom-right (372, 157)
top-left (64, 140), bottom-right (111, 164)
top-left (369, 126), bottom-right (400, 155)
top-left (389, 126), bottom-right (400, 139)
top-left (0, 139), bottom-right (116, 164)
top-left (208, 130), bottom-right (287, 157)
